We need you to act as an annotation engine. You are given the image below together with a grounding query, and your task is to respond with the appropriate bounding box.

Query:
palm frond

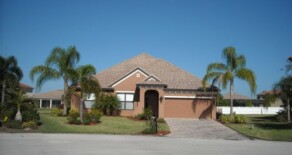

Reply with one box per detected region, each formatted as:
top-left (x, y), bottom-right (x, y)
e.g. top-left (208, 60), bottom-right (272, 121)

top-left (206, 63), bottom-right (227, 73)
top-left (222, 46), bottom-right (237, 70)
top-left (30, 65), bottom-right (61, 91)
top-left (236, 54), bottom-right (246, 68)
top-left (236, 68), bottom-right (257, 95)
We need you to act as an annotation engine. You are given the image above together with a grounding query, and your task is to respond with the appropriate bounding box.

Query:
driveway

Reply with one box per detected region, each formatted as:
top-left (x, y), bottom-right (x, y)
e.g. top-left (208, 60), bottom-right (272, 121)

top-left (165, 118), bottom-right (249, 140)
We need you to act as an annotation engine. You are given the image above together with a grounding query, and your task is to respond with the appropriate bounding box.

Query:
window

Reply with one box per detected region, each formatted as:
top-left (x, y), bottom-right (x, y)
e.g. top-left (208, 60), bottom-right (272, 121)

top-left (117, 93), bottom-right (134, 110)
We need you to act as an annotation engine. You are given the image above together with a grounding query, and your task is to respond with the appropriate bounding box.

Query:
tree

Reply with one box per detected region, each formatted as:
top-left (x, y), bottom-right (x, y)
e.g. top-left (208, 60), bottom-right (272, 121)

top-left (202, 47), bottom-right (256, 115)
top-left (30, 46), bottom-right (80, 115)
top-left (0, 56), bottom-right (23, 105)
top-left (9, 90), bottom-right (31, 121)
top-left (94, 93), bottom-right (120, 115)
top-left (75, 65), bottom-right (101, 123)
top-left (274, 76), bottom-right (292, 122)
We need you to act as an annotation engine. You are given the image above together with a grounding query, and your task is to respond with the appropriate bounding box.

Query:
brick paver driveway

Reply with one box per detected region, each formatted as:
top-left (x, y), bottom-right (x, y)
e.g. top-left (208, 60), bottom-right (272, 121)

top-left (165, 118), bottom-right (249, 140)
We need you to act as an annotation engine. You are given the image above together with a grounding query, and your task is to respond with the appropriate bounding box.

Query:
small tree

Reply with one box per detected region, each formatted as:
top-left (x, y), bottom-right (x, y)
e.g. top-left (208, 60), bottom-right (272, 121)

top-left (274, 76), bottom-right (292, 122)
top-left (93, 93), bottom-right (120, 116)
top-left (75, 65), bottom-right (101, 123)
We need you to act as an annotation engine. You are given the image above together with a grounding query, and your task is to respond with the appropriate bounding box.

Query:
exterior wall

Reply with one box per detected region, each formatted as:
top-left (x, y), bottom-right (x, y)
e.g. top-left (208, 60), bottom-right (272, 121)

top-left (164, 99), bottom-right (215, 119)
top-left (71, 93), bottom-right (80, 112)
top-left (120, 110), bottom-right (134, 117)
top-left (134, 87), bottom-right (165, 118)
top-left (113, 70), bottom-right (147, 91)
top-left (113, 71), bottom-right (148, 116)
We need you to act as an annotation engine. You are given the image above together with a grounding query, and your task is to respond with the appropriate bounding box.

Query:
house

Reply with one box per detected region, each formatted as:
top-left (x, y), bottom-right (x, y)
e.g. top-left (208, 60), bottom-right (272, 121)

top-left (71, 53), bottom-right (216, 119)
top-left (31, 90), bottom-right (63, 108)
top-left (223, 92), bottom-right (259, 106)
top-left (257, 90), bottom-right (283, 107)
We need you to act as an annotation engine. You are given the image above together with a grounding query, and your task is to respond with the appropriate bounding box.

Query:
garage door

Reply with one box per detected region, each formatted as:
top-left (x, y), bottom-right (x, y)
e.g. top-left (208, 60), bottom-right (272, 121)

top-left (164, 99), bottom-right (214, 119)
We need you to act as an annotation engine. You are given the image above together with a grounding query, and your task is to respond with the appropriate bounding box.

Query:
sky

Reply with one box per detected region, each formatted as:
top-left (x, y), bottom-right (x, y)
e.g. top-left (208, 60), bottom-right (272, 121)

top-left (0, 0), bottom-right (291, 98)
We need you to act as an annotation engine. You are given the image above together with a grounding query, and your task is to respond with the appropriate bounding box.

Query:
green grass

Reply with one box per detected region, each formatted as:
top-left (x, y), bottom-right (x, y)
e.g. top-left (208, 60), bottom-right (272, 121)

top-left (226, 115), bottom-right (292, 141)
top-left (39, 109), bottom-right (169, 134)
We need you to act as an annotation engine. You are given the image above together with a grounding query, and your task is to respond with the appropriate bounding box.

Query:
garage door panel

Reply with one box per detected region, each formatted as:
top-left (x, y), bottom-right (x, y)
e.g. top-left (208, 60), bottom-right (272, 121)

top-left (164, 99), bottom-right (213, 119)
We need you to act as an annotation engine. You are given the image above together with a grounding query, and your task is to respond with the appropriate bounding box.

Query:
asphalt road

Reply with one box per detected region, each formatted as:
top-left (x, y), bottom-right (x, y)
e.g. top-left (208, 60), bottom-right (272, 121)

top-left (0, 133), bottom-right (291, 155)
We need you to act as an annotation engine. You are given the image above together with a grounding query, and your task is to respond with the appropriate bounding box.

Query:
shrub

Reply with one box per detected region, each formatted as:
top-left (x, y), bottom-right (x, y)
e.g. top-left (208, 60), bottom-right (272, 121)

top-left (220, 114), bottom-right (246, 124)
top-left (22, 109), bottom-right (40, 122)
top-left (75, 119), bottom-right (82, 125)
top-left (234, 115), bottom-right (246, 124)
top-left (51, 107), bottom-right (63, 116)
top-left (220, 115), bottom-right (234, 124)
top-left (5, 120), bottom-right (22, 129)
top-left (134, 108), bottom-right (153, 120)
top-left (69, 110), bottom-right (79, 119)
top-left (93, 93), bottom-right (120, 116)
top-left (83, 113), bottom-right (91, 125)
top-left (68, 117), bottom-right (76, 124)
top-left (68, 110), bottom-right (79, 124)
top-left (245, 100), bottom-right (253, 107)
top-left (90, 110), bottom-right (102, 123)
top-left (157, 118), bottom-right (166, 123)
top-left (277, 110), bottom-right (288, 122)
top-left (142, 118), bottom-right (157, 134)
top-left (22, 121), bottom-right (37, 129)
top-left (0, 108), bottom-right (16, 120)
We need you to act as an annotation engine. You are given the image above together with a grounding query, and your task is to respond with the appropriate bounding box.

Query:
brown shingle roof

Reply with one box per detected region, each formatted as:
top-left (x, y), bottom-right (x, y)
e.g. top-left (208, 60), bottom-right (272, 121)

top-left (19, 83), bottom-right (33, 89)
top-left (223, 93), bottom-right (250, 100)
top-left (31, 90), bottom-right (64, 100)
top-left (94, 53), bottom-right (205, 89)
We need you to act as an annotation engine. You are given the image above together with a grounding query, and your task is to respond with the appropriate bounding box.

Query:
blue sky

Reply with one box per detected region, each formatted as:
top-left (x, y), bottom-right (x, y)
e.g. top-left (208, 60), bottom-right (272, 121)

top-left (0, 0), bottom-right (291, 98)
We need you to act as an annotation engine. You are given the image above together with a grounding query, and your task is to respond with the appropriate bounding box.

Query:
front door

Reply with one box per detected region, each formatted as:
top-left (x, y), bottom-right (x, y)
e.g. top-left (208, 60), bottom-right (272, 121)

top-left (145, 90), bottom-right (159, 117)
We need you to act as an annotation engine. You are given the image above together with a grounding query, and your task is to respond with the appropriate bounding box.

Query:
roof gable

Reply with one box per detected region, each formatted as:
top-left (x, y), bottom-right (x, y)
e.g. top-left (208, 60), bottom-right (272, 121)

top-left (94, 53), bottom-right (205, 90)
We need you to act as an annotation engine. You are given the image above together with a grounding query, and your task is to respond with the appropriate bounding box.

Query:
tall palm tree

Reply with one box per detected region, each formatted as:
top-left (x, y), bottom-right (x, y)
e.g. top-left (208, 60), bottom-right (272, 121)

top-left (274, 76), bottom-right (292, 122)
top-left (0, 56), bottom-right (23, 105)
top-left (75, 65), bottom-right (101, 123)
top-left (30, 46), bottom-right (80, 115)
top-left (202, 47), bottom-right (256, 114)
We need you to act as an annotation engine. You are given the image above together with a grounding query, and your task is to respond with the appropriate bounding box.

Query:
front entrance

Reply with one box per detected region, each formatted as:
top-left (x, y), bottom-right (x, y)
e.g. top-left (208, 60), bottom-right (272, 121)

top-left (145, 90), bottom-right (159, 117)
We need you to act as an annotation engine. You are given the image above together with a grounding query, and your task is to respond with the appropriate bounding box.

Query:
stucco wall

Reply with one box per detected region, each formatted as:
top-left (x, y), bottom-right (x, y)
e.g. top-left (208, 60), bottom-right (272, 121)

top-left (113, 70), bottom-right (147, 91)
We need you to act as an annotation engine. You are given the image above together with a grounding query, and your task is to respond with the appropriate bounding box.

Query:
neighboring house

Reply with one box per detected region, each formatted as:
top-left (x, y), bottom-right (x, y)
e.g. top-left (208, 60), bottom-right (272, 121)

top-left (71, 53), bottom-right (216, 119)
top-left (31, 90), bottom-right (63, 108)
top-left (0, 82), bottom-right (34, 101)
top-left (223, 92), bottom-right (259, 106)
top-left (19, 82), bottom-right (34, 97)
top-left (257, 90), bottom-right (283, 107)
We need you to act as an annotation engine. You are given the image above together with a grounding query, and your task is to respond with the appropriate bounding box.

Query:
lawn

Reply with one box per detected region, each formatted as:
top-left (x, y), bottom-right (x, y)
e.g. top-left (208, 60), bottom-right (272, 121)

top-left (39, 109), bottom-right (169, 134)
top-left (226, 115), bottom-right (292, 141)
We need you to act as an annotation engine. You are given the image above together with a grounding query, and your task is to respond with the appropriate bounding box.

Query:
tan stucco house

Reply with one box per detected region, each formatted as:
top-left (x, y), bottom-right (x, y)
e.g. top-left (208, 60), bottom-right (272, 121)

top-left (71, 53), bottom-right (216, 119)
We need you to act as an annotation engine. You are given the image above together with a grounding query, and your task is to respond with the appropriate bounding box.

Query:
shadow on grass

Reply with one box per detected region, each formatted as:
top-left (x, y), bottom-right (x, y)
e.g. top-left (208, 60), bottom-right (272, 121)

top-left (249, 115), bottom-right (292, 130)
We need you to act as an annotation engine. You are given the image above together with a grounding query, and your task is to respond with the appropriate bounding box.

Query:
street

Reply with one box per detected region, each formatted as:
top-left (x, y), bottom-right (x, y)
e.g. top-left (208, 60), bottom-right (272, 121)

top-left (0, 133), bottom-right (291, 155)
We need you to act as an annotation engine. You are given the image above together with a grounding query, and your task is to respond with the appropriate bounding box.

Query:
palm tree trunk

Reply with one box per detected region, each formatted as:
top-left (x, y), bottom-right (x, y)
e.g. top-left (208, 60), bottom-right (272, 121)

top-left (230, 80), bottom-right (234, 115)
top-left (63, 80), bottom-right (68, 116)
top-left (15, 105), bottom-right (22, 121)
top-left (80, 93), bottom-right (84, 124)
top-left (288, 97), bottom-right (290, 122)
top-left (1, 81), bottom-right (6, 105)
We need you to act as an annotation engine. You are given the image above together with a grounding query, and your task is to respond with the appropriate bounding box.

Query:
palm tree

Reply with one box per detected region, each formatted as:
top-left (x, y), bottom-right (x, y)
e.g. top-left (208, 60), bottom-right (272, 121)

top-left (274, 76), bottom-right (292, 122)
top-left (75, 65), bottom-right (101, 123)
top-left (0, 56), bottom-right (23, 105)
top-left (30, 46), bottom-right (80, 115)
top-left (9, 90), bottom-right (31, 121)
top-left (202, 47), bottom-right (256, 115)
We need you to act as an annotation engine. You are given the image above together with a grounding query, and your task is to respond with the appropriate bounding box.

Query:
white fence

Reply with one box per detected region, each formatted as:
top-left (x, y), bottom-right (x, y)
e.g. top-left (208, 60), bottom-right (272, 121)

top-left (217, 106), bottom-right (284, 115)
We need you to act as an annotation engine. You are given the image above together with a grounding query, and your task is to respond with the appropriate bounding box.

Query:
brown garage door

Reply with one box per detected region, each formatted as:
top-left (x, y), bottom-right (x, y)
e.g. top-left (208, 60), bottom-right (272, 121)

top-left (164, 99), bottom-right (215, 119)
